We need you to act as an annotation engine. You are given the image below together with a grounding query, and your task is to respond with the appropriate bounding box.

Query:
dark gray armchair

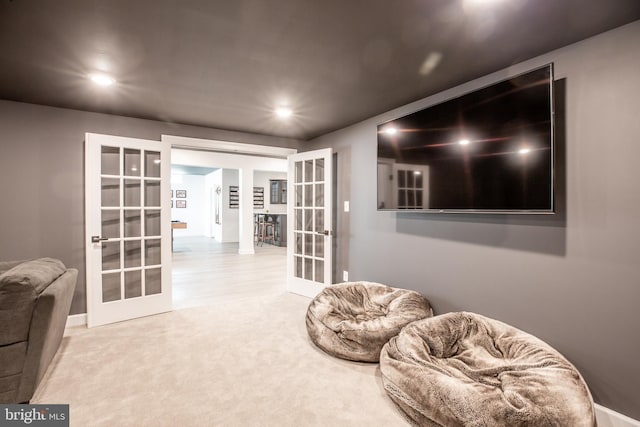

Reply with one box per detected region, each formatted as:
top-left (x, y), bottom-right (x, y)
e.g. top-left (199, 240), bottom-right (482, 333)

top-left (0, 258), bottom-right (77, 403)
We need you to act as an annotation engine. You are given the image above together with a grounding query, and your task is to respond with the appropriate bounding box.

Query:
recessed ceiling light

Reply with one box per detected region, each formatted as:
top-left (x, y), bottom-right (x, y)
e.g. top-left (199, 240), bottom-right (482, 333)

top-left (384, 127), bottom-right (398, 135)
top-left (464, 0), bottom-right (502, 6)
top-left (89, 73), bottom-right (116, 87)
top-left (459, 139), bottom-right (470, 145)
top-left (275, 107), bottom-right (292, 119)
top-left (519, 148), bottom-right (531, 155)
top-left (419, 51), bottom-right (443, 76)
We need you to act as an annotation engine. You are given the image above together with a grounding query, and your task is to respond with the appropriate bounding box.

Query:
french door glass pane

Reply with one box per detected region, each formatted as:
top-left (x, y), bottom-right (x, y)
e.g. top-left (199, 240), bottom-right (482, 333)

top-left (315, 158), bottom-right (324, 182)
top-left (295, 185), bottom-right (302, 207)
top-left (295, 256), bottom-right (303, 278)
top-left (124, 149), bottom-right (141, 177)
top-left (398, 171), bottom-right (406, 187)
top-left (407, 171), bottom-right (414, 187)
top-left (101, 146), bottom-right (119, 175)
top-left (145, 181), bottom-right (161, 207)
top-left (304, 209), bottom-right (313, 232)
top-left (101, 241), bottom-right (120, 270)
top-left (315, 184), bottom-right (324, 207)
top-left (102, 210), bottom-right (120, 239)
top-left (408, 191), bottom-right (415, 207)
top-left (124, 270), bottom-right (142, 299)
top-left (102, 272), bottom-right (121, 302)
top-left (145, 268), bottom-right (162, 295)
top-left (145, 210), bottom-right (161, 236)
top-left (304, 258), bottom-right (313, 280)
top-left (101, 178), bottom-right (120, 207)
top-left (315, 260), bottom-right (324, 283)
top-left (304, 184), bottom-right (313, 206)
top-left (124, 241), bottom-right (141, 268)
top-left (295, 234), bottom-right (302, 255)
top-left (304, 234), bottom-right (312, 256)
top-left (295, 161), bottom-right (303, 183)
top-left (124, 179), bottom-right (141, 207)
top-left (145, 239), bottom-right (161, 265)
top-left (399, 190), bottom-right (406, 206)
top-left (315, 234), bottom-right (324, 257)
top-left (124, 210), bottom-right (141, 237)
top-left (315, 209), bottom-right (324, 233)
top-left (304, 160), bottom-right (313, 183)
top-left (294, 209), bottom-right (302, 231)
top-left (144, 151), bottom-right (161, 178)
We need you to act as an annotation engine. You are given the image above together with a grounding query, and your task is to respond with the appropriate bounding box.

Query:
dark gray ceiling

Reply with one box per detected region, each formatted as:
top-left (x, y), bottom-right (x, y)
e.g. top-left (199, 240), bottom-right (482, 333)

top-left (1, 1), bottom-right (639, 140)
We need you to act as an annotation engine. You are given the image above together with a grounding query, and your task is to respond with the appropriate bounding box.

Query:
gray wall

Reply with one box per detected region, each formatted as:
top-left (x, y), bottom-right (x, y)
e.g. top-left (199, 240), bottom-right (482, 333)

top-left (0, 101), bottom-right (300, 315)
top-left (309, 22), bottom-right (640, 419)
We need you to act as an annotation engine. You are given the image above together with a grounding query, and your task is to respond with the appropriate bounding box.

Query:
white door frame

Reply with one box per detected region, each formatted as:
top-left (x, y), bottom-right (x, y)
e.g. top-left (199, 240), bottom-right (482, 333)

top-left (162, 135), bottom-right (296, 158)
top-left (163, 135), bottom-right (296, 255)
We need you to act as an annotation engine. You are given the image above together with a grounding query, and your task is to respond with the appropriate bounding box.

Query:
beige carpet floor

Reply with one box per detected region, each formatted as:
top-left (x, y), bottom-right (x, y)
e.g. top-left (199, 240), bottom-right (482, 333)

top-left (32, 292), bottom-right (409, 426)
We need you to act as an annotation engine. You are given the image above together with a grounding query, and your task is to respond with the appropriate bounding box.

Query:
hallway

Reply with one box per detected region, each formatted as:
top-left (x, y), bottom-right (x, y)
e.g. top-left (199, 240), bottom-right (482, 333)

top-left (171, 236), bottom-right (287, 310)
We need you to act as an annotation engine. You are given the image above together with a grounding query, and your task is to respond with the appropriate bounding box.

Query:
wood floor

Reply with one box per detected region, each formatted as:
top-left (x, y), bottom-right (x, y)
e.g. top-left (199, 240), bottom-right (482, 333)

top-left (171, 235), bottom-right (287, 310)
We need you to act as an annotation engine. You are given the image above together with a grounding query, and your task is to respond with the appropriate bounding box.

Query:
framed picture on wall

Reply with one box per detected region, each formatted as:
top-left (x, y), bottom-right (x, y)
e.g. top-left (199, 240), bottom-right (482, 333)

top-left (176, 200), bottom-right (187, 208)
top-left (170, 190), bottom-right (174, 198)
top-left (176, 190), bottom-right (187, 198)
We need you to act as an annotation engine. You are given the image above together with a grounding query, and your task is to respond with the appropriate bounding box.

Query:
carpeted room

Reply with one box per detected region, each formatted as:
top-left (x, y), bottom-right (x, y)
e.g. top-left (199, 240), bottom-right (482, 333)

top-left (33, 292), bottom-right (407, 426)
top-left (2, 1), bottom-right (640, 426)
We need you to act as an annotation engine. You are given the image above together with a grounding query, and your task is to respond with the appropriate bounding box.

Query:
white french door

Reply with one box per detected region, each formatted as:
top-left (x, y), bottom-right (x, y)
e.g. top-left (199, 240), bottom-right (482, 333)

top-left (287, 148), bottom-right (333, 297)
top-left (85, 133), bottom-right (172, 328)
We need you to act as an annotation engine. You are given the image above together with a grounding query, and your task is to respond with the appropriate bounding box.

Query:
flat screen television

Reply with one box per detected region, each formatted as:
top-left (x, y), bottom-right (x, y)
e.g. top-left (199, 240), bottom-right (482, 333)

top-left (377, 64), bottom-right (554, 214)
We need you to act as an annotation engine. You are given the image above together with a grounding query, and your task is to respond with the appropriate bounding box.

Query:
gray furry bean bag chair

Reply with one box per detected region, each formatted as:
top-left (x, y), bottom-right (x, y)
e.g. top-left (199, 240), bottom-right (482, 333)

top-left (380, 312), bottom-right (596, 427)
top-left (306, 282), bottom-right (433, 362)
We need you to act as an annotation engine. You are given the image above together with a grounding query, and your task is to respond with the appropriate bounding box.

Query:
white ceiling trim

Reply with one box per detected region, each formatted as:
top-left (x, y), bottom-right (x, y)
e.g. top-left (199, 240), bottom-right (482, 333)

top-left (171, 149), bottom-right (287, 172)
top-left (161, 135), bottom-right (297, 159)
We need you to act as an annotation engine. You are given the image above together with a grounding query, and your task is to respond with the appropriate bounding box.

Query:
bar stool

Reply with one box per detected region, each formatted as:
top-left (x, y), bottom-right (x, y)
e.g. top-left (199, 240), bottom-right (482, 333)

top-left (259, 217), bottom-right (275, 246)
top-left (254, 214), bottom-right (263, 243)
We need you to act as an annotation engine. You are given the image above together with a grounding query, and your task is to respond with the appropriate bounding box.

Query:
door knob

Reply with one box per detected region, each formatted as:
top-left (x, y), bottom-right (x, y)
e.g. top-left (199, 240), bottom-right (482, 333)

top-left (91, 236), bottom-right (108, 243)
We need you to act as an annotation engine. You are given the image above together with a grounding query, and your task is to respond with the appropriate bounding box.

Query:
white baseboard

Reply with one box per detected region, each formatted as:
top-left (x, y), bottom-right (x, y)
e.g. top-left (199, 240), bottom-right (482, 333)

top-left (65, 313), bottom-right (87, 328)
top-left (596, 404), bottom-right (640, 427)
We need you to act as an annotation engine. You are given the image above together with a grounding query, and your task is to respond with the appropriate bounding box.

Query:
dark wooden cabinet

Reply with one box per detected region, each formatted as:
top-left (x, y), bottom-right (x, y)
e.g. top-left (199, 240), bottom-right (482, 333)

top-left (254, 214), bottom-right (287, 247)
top-left (270, 180), bottom-right (287, 204)
top-left (271, 214), bottom-right (287, 246)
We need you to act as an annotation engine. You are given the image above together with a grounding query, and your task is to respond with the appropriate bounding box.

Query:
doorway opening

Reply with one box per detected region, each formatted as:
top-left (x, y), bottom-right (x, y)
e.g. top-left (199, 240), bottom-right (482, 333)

top-left (168, 151), bottom-right (290, 310)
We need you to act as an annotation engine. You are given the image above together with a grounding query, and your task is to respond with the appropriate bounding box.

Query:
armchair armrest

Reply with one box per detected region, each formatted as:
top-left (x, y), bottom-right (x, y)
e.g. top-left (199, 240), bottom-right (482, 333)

top-left (15, 269), bottom-right (77, 403)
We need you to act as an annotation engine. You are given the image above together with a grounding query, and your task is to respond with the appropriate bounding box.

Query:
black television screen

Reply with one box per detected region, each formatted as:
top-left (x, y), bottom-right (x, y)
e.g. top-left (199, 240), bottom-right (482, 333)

top-left (377, 64), bottom-right (554, 213)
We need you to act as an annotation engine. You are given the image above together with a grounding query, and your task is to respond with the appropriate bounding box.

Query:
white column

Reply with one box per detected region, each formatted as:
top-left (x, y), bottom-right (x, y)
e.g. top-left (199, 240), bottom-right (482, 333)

top-left (238, 167), bottom-right (255, 254)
